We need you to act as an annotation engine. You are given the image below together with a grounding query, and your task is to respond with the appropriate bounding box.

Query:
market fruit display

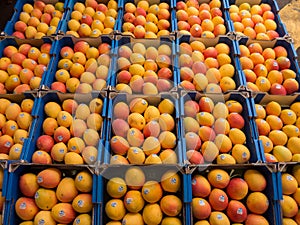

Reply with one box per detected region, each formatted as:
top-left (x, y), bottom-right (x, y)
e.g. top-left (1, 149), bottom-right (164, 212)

top-left (66, 0), bottom-right (118, 37)
top-left (104, 167), bottom-right (182, 224)
top-left (0, 42), bottom-right (52, 94)
top-left (0, 97), bottom-right (34, 160)
top-left (256, 100), bottom-right (300, 162)
top-left (109, 96), bottom-right (178, 164)
top-left (31, 96), bottom-right (103, 164)
top-left (179, 39), bottom-right (237, 93)
top-left (15, 167), bottom-right (93, 224)
top-left (176, 0), bottom-right (227, 37)
top-left (50, 39), bottom-right (111, 93)
top-left (122, 0), bottom-right (172, 38)
top-left (192, 168), bottom-right (270, 224)
top-left (115, 41), bottom-right (174, 94)
top-left (239, 41), bottom-right (299, 94)
top-left (12, 0), bottom-right (65, 39)
top-left (229, 2), bottom-right (280, 40)
top-left (183, 95), bottom-right (252, 164)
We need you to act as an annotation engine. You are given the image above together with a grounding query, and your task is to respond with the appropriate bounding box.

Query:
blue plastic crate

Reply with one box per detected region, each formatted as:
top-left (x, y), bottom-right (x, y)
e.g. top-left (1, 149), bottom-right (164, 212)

top-left (253, 93), bottom-right (300, 163)
top-left (0, 161), bottom-right (9, 213)
top-left (3, 163), bottom-right (97, 225)
top-left (0, 92), bottom-right (37, 164)
top-left (176, 35), bottom-right (245, 92)
top-left (21, 91), bottom-right (108, 164)
top-left (102, 92), bottom-right (183, 165)
top-left (110, 35), bottom-right (178, 92)
top-left (98, 164), bottom-right (187, 225)
top-left (4, 0), bottom-right (68, 38)
top-left (118, 0), bottom-right (176, 35)
top-left (276, 163), bottom-right (300, 225)
top-left (237, 37), bottom-right (300, 93)
top-left (41, 35), bottom-right (114, 92)
top-left (187, 164), bottom-right (278, 225)
top-left (174, 0), bottom-right (233, 35)
top-left (227, 0), bottom-right (288, 38)
top-left (180, 91), bottom-right (262, 164)
top-left (0, 37), bottom-right (54, 93)
top-left (61, 0), bottom-right (120, 35)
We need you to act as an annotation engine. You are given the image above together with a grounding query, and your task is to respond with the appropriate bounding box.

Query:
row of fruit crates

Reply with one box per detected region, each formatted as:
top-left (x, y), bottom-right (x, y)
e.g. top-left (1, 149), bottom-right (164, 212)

top-left (0, 34), bottom-right (298, 96)
top-left (4, 89), bottom-right (300, 167)
top-left (3, 162), bottom-right (300, 224)
top-left (0, 0), bottom-right (290, 40)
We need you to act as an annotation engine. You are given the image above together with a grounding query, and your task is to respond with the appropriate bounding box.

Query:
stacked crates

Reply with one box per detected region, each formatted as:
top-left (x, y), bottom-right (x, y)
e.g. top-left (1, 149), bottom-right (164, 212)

top-left (0, 0), bottom-right (298, 224)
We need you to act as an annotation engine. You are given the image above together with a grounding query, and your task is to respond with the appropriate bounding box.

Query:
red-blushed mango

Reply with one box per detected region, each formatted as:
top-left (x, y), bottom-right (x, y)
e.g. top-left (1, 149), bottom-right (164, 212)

top-left (31, 150), bottom-right (52, 164)
top-left (192, 175), bottom-right (211, 198)
top-left (226, 178), bottom-right (248, 200)
top-left (208, 188), bottom-right (229, 211)
top-left (19, 173), bottom-right (39, 197)
top-left (192, 197), bottom-right (211, 220)
top-left (110, 136), bottom-right (130, 155)
top-left (245, 214), bottom-right (269, 225)
top-left (127, 128), bottom-right (144, 147)
top-left (15, 197), bottom-right (39, 220)
top-left (185, 132), bottom-right (201, 151)
top-left (129, 98), bottom-right (148, 114)
top-left (226, 200), bottom-right (247, 223)
top-left (114, 102), bottom-right (130, 120)
top-left (36, 168), bottom-right (61, 188)
top-left (213, 118), bottom-right (230, 135)
top-left (160, 195), bottom-right (182, 216)
top-left (112, 119), bottom-right (130, 137)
